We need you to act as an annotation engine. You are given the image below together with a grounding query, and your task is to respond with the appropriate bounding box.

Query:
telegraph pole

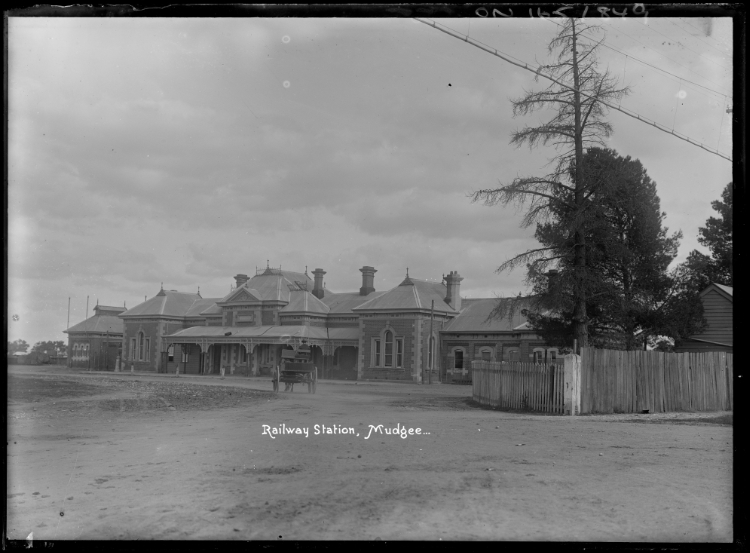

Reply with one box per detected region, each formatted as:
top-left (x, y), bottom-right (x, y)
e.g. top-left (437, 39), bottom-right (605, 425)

top-left (429, 300), bottom-right (434, 384)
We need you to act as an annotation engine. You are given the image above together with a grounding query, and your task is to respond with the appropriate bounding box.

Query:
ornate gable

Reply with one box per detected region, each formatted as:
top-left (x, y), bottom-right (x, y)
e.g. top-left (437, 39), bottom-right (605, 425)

top-left (225, 288), bottom-right (261, 304)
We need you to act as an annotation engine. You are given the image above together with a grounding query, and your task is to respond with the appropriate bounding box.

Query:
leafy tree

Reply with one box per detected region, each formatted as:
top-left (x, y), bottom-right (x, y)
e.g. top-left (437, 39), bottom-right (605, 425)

top-left (521, 148), bottom-right (705, 350)
top-left (8, 339), bottom-right (29, 354)
top-left (472, 18), bottom-right (629, 350)
top-left (681, 182), bottom-right (733, 288)
top-left (31, 340), bottom-right (66, 355)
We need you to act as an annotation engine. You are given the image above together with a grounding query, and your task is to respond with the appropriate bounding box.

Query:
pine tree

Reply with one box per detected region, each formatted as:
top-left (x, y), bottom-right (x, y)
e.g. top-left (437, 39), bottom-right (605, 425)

top-left (472, 18), bottom-right (629, 350)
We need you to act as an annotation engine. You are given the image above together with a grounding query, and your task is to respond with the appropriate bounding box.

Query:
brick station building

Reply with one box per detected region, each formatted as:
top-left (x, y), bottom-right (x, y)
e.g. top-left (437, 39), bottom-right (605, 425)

top-left (64, 303), bottom-right (125, 370)
top-left (108, 263), bottom-right (557, 382)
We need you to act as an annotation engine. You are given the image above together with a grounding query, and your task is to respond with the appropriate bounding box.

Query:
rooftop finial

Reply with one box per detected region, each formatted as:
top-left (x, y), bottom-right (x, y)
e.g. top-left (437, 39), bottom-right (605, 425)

top-left (197, 286), bottom-right (200, 296)
top-left (160, 282), bottom-right (163, 290)
top-left (267, 259), bottom-right (270, 268)
top-left (406, 267), bottom-right (409, 278)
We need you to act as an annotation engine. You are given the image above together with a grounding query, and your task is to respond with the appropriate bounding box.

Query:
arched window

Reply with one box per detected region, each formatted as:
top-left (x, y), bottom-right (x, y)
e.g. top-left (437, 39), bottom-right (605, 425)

top-left (507, 349), bottom-right (520, 362)
top-left (547, 348), bottom-right (559, 363)
top-left (138, 332), bottom-right (145, 361)
top-left (479, 347), bottom-right (493, 362)
top-left (384, 330), bottom-right (394, 367)
top-left (533, 348), bottom-right (546, 364)
top-left (168, 345), bottom-right (174, 362)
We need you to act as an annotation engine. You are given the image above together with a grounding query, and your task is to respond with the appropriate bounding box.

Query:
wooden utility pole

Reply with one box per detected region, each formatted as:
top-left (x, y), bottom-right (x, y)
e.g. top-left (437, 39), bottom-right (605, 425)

top-left (429, 300), bottom-right (434, 384)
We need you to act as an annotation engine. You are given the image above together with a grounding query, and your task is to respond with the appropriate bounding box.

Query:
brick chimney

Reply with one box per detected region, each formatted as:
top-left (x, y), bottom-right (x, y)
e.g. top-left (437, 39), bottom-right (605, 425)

top-left (312, 268), bottom-right (326, 299)
top-left (444, 271), bottom-right (463, 311)
top-left (234, 274), bottom-right (249, 288)
top-left (359, 266), bottom-right (377, 296)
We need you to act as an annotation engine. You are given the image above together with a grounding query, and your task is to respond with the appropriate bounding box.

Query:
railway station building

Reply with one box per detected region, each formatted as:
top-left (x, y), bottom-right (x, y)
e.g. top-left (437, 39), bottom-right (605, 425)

top-left (111, 264), bottom-right (558, 382)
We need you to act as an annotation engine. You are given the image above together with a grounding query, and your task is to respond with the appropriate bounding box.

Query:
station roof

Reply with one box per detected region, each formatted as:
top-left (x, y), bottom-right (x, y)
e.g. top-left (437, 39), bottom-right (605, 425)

top-left (353, 277), bottom-right (456, 314)
top-left (281, 290), bottom-right (330, 314)
top-left (121, 290), bottom-right (205, 318)
top-left (320, 291), bottom-right (388, 314)
top-left (442, 297), bottom-right (532, 332)
top-left (65, 312), bottom-right (124, 335)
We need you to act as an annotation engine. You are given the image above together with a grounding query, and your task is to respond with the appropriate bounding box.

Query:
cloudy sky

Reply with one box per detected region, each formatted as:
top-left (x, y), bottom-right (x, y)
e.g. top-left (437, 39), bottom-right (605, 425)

top-left (8, 13), bottom-right (733, 346)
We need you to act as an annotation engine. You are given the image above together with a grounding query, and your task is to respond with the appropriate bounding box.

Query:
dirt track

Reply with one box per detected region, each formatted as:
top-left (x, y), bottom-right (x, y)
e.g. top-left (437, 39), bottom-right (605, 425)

top-left (7, 366), bottom-right (733, 541)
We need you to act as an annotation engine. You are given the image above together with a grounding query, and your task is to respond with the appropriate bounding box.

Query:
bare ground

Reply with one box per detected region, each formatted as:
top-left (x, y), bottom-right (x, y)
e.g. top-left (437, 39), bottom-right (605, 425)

top-left (7, 366), bottom-right (733, 541)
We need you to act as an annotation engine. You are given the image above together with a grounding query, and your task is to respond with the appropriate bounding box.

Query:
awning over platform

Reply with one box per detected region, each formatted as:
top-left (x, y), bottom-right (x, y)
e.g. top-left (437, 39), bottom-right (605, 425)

top-left (162, 325), bottom-right (359, 352)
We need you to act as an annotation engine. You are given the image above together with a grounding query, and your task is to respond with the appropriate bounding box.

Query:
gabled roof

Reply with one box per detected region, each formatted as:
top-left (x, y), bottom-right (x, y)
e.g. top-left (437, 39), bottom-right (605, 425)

top-left (442, 297), bottom-right (531, 332)
top-left (185, 298), bottom-right (222, 318)
top-left (321, 291), bottom-right (388, 314)
top-left (120, 290), bottom-right (203, 318)
top-left (280, 290), bottom-right (330, 315)
top-left (352, 278), bottom-right (457, 314)
top-left (217, 286), bottom-right (262, 304)
top-left (703, 282), bottom-right (733, 301)
top-left (65, 312), bottom-right (124, 335)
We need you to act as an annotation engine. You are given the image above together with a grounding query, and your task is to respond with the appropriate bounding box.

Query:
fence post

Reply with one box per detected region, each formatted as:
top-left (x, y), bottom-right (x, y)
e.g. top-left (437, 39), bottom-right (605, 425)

top-left (563, 354), bottom-right (581, 415)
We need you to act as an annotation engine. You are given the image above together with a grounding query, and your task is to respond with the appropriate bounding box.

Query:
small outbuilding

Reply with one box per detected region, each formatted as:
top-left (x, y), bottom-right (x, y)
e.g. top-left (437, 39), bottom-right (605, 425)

top-left (675, 283), bottom-right (733, 353)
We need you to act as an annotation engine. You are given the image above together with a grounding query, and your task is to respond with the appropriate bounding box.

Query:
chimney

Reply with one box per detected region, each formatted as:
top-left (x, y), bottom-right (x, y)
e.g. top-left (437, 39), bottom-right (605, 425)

top-left (544, 269), bottom-right (559, 293)
top-left (444, 271), bottom-right (463, 311)
top-left (312, 268), bottom-right (326, 299)
top-left (359, 266), bottom-right (377, 296)
top-left (234, 274), bottom-right (249, 289)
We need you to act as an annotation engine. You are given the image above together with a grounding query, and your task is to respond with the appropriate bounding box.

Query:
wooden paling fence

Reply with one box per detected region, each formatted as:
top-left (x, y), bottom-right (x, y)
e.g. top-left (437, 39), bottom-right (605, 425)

top-left (472, 361), bottom-right (566, 414)
top-left (580, 348), bottom-right (733, 414)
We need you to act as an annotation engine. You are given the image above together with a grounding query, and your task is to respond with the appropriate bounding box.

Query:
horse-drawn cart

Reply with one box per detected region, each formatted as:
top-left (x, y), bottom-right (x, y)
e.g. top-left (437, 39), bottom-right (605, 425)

top-left (272, 344), bottom-right (318, 394)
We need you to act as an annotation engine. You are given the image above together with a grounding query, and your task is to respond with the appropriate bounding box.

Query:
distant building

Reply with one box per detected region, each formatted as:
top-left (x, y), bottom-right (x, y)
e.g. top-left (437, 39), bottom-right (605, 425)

top-left (111, 263), bottom-right (555, 382)
top-left (675, 283), bottom-right (733, 353)
top-left (63, 303), bottom-right (125, 369)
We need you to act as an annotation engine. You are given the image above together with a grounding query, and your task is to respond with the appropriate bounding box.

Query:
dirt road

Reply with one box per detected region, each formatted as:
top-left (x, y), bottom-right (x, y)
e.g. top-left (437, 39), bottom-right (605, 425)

top-left (7, 366), bottom-right (732, 541)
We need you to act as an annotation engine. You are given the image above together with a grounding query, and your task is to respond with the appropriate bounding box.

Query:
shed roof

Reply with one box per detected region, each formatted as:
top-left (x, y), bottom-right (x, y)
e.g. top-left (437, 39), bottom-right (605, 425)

top-left (352, 278), bottom-right (456, 314)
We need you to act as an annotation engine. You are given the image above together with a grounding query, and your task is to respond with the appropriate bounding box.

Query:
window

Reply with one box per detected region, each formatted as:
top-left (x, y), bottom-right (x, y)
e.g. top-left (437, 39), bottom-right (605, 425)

top-left (508, 349), bottom-right (520, 362)
top-left (533, 348), bottom-right (545, 363)
top-left (145, 338), bottom-right (150, 361)
top-left (333, 348), bottom-right (339, 367)
top-left (168, 345), bottom-right (174, 362)
top-left (384, 330), bottom-right (394, 367)
top-left (373, 339), bottom-right (381, 366)
top-left (428, 336), bottom-right (435, 369)
top-left (241, 346), bottom-right (246, 363)
top-left (130, 338), bottom-right (136, 361)
top-left (181, 346), bottom-right (189, 363)
top-left (138, 332), bottom-right (145, 361)
top-left (481, 348), bottom-right (492, 362)
top-left (396, 338), bottom-right (404, 368)
top-left (454, 349), bottom-right (464, 369)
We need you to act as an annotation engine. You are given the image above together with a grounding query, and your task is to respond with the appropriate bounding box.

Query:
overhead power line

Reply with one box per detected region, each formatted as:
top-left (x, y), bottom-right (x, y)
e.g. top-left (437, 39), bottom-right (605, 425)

top-left (542, 18), bottom-right (732, 100)
top-left (414, 18), bottom-right (732, 163)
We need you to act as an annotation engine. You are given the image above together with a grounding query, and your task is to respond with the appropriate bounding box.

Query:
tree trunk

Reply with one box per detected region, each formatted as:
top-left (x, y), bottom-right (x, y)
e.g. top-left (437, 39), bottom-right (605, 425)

top-left (571, 19), bottom-right (588, 351)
